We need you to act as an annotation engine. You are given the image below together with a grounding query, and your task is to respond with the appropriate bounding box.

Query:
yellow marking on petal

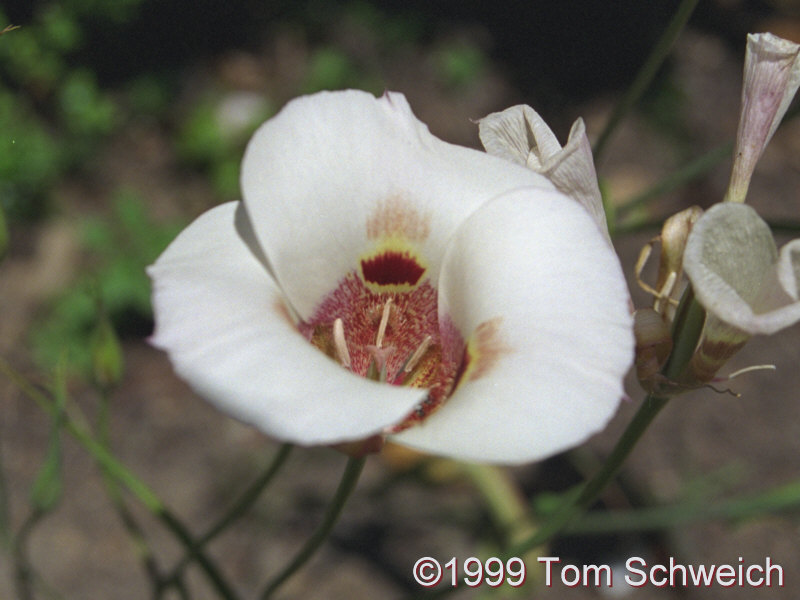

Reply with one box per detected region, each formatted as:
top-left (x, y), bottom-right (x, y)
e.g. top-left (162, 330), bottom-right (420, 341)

top-left (359, 237), bottom-right (429, 294)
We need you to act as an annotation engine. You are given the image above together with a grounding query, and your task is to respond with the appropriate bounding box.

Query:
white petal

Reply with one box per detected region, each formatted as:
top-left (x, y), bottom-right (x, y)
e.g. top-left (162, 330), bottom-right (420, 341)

top-left (478, 104), bottom-right (560, 166)
top-left (684, 202), bottom-right (800, 335)
top-left (541, 118), bottom-right (611, 243)
top-left (240, 90), bottom-right (554, 321)
top-left (726, 32), bottom-right (800, 202)
top-left (479, 105), bottom-right (610, 242)
top-left (777, 239), bottom-right (800, 301)
top-left (148, 202), bottom-right (425, 445)
top-left (393, 189), bottom-right (634, 464)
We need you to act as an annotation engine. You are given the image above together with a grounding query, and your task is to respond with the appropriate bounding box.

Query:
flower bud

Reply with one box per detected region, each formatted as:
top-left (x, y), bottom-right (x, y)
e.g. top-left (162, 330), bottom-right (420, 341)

top-left (91, 315), bottom-right (124, 389)
top-left (726, 33), bottom-right (800, 203)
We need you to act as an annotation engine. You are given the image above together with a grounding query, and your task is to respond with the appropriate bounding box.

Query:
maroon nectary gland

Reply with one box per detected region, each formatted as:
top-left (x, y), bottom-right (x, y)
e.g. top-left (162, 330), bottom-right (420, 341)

top-left (360, 251), bottom-right (425, 286)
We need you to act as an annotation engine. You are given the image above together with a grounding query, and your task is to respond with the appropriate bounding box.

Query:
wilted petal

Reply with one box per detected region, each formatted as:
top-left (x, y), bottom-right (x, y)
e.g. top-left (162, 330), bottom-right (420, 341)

top-left (684, 202), bottom-right (800, 336)
top-left (478, 104), bottom-right (561, 166)
top-left (479, 105), bottom-right (610, 243)
top-left (725, 32), bottom-right (800, 203)
top-left (393, 189), bottom-right (634, 464)
top-left (777, 238), bottom-right (800, 301)
top-left (148, 202), bottom-right (426, 445)
top-left (242, 91), bottom-right (555, 321)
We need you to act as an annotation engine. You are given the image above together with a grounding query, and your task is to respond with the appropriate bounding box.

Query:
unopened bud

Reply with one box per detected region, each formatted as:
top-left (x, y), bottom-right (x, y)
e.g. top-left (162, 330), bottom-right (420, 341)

top-left (636, 206), bottom-right (702, 320)
top-left (91, 315), bottom-right (124, 389)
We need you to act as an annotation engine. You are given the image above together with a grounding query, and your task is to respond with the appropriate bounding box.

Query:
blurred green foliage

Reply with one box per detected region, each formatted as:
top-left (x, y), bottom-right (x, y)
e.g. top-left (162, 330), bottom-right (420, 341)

top-left (434, 41), bottom-right (487, 90)
top-left (302, 47), bottom-right (376, 94)
top-left (175, 93), bottom-right (273, 199)
top-left (0, 1), bottom-right (142, 219)
top-left (5, 0), bottom-right (477, 378)
top-left (31, 190), bottom-right (183, 376)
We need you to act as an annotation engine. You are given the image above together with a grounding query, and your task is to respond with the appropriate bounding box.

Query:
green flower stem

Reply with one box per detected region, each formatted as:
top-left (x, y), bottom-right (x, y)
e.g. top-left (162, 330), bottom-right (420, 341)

top-left (459, 463), bottom-right (538, 546)
top-left (507, 394), bottom-right (669, 557)
top-left (200, 443), bottom-right (293, 545)
top-left (0, 423), bottom-right (10, 549)
top-left (13, 509), bottom-right (46, 600)
top-left (508, 284), bottom-right (706, 559)
top-left (592, 0), bottom-right (699, 164)
top-left (260, 455), bottom-right (366, 599)
top-left (662, 287), bottom-right (705, 383)
top-left (0, 356), bottom-right (240, 600)
top-left (165, 443), bottom-right (293, 583)
top-left (94, 388), bottom-right (163, 591)
top-left (569, 478), bottom-right (800, 535)
top-left (460, 463), bottom-right (543, 587)
top-left (767, 220), bottom-right (800, 235)
top-left (616, 141), bottom-right (733, 221)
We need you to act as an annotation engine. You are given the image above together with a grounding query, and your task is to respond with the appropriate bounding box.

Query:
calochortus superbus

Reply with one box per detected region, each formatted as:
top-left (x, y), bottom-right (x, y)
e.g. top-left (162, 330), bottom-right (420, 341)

top-left (636, 32), bottom-right (800, 393)
top-left (149, 90), bottom-right (634, 464)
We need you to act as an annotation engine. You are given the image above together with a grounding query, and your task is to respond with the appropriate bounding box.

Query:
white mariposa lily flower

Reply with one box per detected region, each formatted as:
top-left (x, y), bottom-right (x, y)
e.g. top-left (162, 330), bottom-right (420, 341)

top-left (478, 104), bottom-right (611, 244)
top-left (725, 32), bottom-right (800, 203)
top-left (148, 90), bottom-right (634, 464)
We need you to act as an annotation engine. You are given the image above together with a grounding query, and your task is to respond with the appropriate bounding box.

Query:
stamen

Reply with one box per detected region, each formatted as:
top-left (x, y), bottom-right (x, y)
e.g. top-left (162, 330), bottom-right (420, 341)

top-left (332, 318), bottom-right (351, 368)
top-left (653, 271), bottom-right (678, 314)
top-left (375, 298), bottom-right (393, 348)
top-left (724, 364), bottom-right (777, 380)
top-left (404, 335), bottom-right (433, 373)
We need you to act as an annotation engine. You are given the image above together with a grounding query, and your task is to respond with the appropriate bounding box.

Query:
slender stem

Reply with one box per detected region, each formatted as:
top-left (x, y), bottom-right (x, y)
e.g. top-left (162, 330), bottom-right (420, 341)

top-left (616, 141), bottom-right (732, 220)
top-left (507, 282), bottom-right (704, 559)
top-left (0, 357), bottom-right (161, 511)
top-left (768, 220), bottom-right (800, 235)
top-left (165, 443), bottom-right (293, 582)
top-left (459, 463), bottom-right (537, 546)
top-left (159, 509), bottom-right (241, 600)
top-left (569, 478), bottom-right (800, 535)
top-left (13, 509), bottom-right (44, 600)
top-left (0, 427), bottom-right (10, 549)
top-left (662, 287), bottom-right (705, 384)
top-left (592, 0), bottom-right (699, 163)
top-left (260, 455), bottom-right (366, 599)
top-left (94, 388), bottom-right (164, 591)
top-left (508, 394), bottom-right (669, 557)
top-left (0, 356), bottom-right (240, 600)
top-left (411, 396), bottom-right (669, 598)
top-left (201, 444), bottom-right (292, 545)
top-left (460, 463), bottom-right (543, 586)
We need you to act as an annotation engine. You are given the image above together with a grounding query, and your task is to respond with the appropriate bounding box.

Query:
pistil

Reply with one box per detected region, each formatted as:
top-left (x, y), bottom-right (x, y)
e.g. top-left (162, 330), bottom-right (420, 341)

top-left (403, 335), bottom-right (433, 374)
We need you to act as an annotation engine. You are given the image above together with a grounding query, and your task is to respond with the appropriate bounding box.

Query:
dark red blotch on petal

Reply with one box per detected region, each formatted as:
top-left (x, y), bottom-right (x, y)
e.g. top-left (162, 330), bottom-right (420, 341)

top-left (361, 251), bottom-right (425, 286)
